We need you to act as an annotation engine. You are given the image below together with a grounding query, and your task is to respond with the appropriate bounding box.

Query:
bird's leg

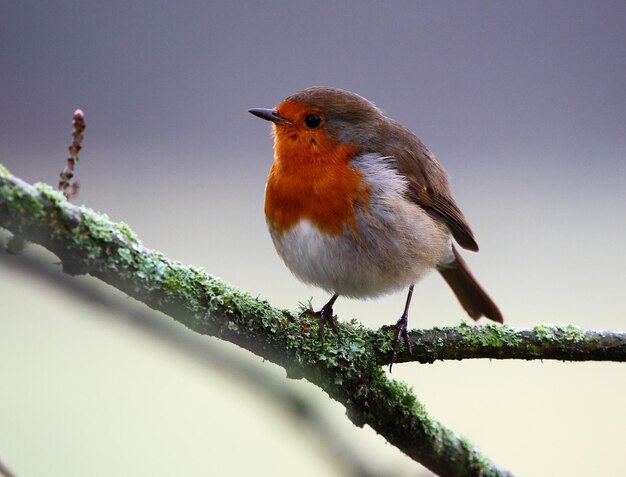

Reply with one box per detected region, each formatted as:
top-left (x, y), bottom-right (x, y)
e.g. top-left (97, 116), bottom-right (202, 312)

top-left (301, 294), bottom-right (340, 341)
top-left (382, 284), bottom-right (414, 370)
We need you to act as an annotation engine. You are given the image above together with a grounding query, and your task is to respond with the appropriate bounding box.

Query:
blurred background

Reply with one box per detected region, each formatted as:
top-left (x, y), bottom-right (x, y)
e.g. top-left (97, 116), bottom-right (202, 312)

top-left (1, 1), bottom-right (625, 476)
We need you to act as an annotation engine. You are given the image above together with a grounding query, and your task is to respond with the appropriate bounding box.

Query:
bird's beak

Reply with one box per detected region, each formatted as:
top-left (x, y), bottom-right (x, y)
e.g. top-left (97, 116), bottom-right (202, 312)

top-left (248, 108), bottom-right (291, 124)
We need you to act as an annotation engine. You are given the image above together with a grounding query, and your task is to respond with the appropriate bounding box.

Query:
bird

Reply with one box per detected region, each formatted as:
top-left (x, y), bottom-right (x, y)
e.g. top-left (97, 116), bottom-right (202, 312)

top-left (249, 86), bottom-right (503, 365)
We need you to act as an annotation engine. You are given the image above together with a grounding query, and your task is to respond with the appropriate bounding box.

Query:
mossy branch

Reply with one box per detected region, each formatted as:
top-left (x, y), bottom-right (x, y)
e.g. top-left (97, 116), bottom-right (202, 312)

top-left (2, 167), bottom-right (625, 477)
top-left (393, 324), bottom-right (625, 365)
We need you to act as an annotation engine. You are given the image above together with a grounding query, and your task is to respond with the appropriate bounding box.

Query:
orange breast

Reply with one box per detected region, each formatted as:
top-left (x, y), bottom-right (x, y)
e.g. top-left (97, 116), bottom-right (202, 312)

top-left (265, 127), bottom-right (370, 235)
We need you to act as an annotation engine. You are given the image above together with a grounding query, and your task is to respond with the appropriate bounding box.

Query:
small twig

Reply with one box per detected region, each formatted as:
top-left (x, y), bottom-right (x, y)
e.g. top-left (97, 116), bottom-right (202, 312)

top-left (5, 110), bottom-right (85, 254)
top-left (58, 109), bottom-right (85, 200)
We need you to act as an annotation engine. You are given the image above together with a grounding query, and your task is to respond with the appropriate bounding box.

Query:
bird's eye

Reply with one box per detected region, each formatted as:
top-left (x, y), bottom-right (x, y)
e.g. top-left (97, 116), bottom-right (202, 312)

top-left (304, 114), bottom-right (321, 128)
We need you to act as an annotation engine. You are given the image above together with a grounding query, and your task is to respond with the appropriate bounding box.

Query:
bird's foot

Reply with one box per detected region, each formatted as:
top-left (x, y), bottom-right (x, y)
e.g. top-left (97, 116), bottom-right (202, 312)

top-left (381, 313), bottom-right (413, 370)
top-left (300, 304), bottom-right (340, 341)
top-left (300, 295), bottom-right (340, 341)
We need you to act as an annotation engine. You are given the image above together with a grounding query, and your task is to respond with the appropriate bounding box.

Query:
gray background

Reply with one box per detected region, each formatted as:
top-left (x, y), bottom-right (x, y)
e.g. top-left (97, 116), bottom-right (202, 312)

top-left (1, 2), bottom-right (625, 476)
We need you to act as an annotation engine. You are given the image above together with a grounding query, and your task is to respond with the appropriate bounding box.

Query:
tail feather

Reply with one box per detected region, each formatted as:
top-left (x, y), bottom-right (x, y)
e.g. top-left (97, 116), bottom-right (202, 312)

top-left (438, 245), bottom-right (503, 323)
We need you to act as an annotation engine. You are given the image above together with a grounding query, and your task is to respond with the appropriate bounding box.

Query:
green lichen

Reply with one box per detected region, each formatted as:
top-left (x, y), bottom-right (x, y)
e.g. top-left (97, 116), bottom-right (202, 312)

top-left (13, 186), bottom-right (44, 218)
top-left (162, 268), bottom-right (184, 293)
top-left (365, 370), bottom-right (426, 428)
top-left (69, 222), bottom-right (90, 249)
top-left (459, 435), bottom-right (493, 474)
top-left (533, 324), bottom-right (558, 341)
top-left (383, 375), bottom-right (424, 418)
top-left (410, 328), bottom-right (447, 357)
top-left (0, 180), bottom-right (45, 220)
top-left (432, 336), bottom-right (445, 349)
top-left (0, 164), bottom-right (12, 177)
top-left (559, 324), bottom-right (584, 343)
top-left (457, 322), bottom-right (475, 341)
top-left (240, 296), bottom-right (285, 333)
top-left (116, 247), bottom-right (134, 266)
top-left (533, 324), bottom-right (586, 343)
top-left (81, 208), bottom-right (115, 243)
top-left (118, 221), bottom-right (139, 243)
top-left (306, 332), bottom-right (367, 369)
top-left (458, 322), bottom-right (522, 348)
top-left (131, 251), bottom-right (168, 285)
top-left (0, 184), bottom-right (9, 203)
top-left (35, 182), bottom-right (68, 210)
top-left (486, 323), bottom-right (523, 347)
top-left (158, 265), bottom-right (212, 315)
top-left (368, 323), bottom-right (395, 355)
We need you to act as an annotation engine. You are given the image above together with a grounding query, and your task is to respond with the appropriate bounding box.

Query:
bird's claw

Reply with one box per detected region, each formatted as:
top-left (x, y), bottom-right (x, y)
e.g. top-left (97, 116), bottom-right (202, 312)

top-left (300, 302), bottom-right (340, 341)
top-left (382, 314), bottom-right (413, 370)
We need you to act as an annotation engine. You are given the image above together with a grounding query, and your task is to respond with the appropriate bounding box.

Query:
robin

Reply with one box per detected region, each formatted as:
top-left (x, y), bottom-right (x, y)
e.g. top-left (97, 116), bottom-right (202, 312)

top-left (250, 87), bottom-right (503, 364)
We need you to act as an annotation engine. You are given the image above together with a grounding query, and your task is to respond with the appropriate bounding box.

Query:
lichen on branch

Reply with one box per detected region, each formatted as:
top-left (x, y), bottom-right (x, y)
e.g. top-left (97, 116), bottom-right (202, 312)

top-left (1, 166), bottom-right (625, 477)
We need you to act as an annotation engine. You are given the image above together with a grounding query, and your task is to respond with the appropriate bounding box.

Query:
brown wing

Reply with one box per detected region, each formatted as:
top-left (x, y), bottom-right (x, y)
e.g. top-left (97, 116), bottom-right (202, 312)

top-left (378, 119), bottom-right (479, 252)
top-left (408, 182), bottom-right (479, 251)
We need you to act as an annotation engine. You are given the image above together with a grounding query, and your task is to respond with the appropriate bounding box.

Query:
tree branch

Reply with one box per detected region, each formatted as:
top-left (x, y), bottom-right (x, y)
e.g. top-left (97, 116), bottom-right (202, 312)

top-left (394, 324), bottom-right (626, 365)
top-left (1, 167), bottom-right (624, 476)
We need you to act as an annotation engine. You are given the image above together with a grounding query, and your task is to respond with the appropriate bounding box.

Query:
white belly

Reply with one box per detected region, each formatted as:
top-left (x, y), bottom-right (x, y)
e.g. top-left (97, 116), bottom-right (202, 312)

top-left (268, 210), bottom-right (451, 298)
